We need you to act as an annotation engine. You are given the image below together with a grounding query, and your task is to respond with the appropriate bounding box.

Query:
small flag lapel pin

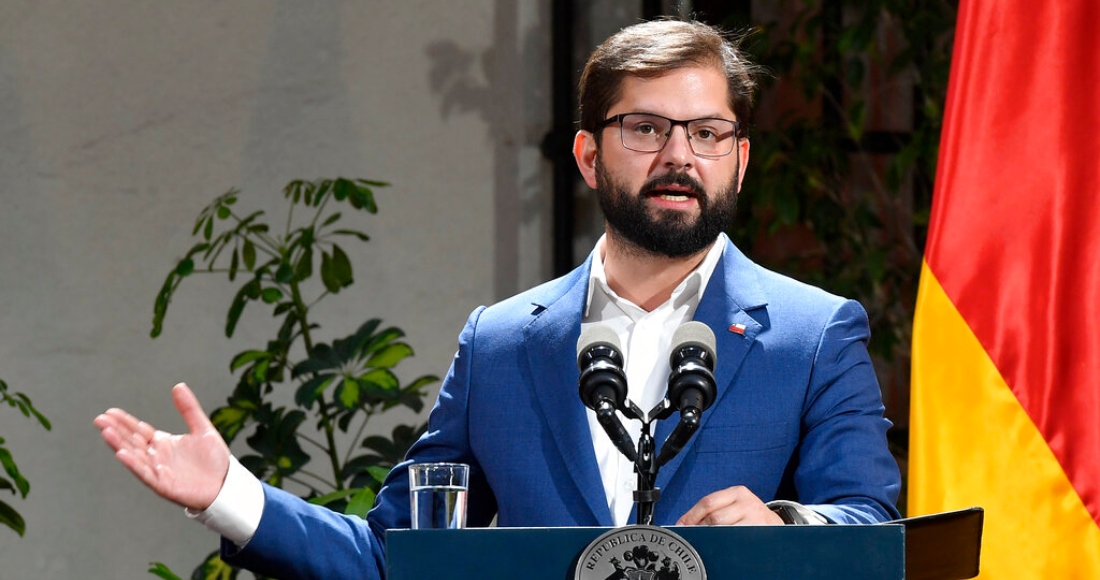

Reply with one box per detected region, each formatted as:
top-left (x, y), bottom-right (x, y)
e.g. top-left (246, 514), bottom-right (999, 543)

top-left (728, 323), bottom-right (747, 335)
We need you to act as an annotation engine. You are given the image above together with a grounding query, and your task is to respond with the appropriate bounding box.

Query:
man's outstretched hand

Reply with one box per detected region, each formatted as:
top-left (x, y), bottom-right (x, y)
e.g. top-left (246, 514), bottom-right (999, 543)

top-left (94, 383), bottom-right (230, 512)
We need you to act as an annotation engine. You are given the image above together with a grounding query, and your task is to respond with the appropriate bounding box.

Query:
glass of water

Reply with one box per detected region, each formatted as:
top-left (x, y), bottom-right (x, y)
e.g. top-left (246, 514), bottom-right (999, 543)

top-left (409, 462), bottom-right (469, 529)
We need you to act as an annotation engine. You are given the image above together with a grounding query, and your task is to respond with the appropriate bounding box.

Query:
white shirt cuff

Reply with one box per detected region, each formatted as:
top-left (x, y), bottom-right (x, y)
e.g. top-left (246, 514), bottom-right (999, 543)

top-left (766, 500), bottom-right (829, 525)
top-left (184, 456), bottom-right (264, 546)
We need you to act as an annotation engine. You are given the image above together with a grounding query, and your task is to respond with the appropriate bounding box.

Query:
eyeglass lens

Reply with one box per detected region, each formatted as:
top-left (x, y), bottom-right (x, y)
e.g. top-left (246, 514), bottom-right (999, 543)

top-left (618, 114), bottom-right (736, 156)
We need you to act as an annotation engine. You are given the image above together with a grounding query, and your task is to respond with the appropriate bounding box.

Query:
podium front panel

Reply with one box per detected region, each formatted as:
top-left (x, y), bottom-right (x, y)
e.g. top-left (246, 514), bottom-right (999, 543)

top-left (387, 525), bottom-right (904, 579)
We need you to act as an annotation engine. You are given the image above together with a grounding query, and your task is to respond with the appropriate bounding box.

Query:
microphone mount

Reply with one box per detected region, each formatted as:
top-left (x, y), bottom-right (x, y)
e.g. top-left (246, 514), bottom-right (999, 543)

top-left (617, 397), bottom-right (678, 526)
top-left (577, 322), bottom-right (717, 527)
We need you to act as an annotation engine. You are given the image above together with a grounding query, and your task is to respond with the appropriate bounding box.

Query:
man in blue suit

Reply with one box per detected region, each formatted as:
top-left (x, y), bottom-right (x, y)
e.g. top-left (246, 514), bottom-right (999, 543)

top-left (96, 19), bottom-right (900, 580)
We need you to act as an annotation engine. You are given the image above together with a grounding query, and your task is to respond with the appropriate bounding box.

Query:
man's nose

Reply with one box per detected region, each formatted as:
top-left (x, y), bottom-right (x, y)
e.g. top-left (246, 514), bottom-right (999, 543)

top-left (658, 125), bottom-right (694, 168)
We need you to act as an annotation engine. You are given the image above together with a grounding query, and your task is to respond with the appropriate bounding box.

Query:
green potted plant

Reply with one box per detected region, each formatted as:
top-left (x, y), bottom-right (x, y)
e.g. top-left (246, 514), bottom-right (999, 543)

top-left (147, 178), bottom-right (436, 580)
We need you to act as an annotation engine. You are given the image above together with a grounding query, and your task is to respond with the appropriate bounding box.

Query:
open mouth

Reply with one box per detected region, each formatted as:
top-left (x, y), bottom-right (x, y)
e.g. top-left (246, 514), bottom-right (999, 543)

top-left (650, 187), bottom-right (696, 202)
top-left (641, 174), bottom-right (705, 204)
top-left (644, 182), bottom-right (703, 205)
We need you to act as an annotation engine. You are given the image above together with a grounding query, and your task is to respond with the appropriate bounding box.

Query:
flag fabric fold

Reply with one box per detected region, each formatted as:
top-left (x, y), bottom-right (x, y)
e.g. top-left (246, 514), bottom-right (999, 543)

top-left (910, 0), bottom-right (1100, 577)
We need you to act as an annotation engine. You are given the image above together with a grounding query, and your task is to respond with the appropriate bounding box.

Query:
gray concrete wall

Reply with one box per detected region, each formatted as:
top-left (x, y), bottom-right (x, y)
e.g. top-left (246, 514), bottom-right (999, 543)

top-left (0, 1), bottom-right (551, 577)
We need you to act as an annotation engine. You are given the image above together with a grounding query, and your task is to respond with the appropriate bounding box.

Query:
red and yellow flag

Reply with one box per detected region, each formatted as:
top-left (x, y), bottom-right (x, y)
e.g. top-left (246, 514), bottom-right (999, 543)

top-left (910, 0), bottom-right (1100, 577)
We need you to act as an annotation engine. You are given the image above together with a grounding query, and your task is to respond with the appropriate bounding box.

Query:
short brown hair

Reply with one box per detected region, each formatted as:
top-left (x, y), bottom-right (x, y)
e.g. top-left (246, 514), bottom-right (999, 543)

top-left (578, 19), bottom-right (759, 138)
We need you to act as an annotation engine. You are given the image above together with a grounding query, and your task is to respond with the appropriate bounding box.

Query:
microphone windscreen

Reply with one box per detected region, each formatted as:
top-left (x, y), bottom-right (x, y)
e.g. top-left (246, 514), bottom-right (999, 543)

top-left (577, 324), bottom-right (622, 366)
top-left (669, 321), bottom-right (717, 361)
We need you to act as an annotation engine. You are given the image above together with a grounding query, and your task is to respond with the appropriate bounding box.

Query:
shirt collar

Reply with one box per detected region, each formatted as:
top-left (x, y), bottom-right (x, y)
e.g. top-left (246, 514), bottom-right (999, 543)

top-left (584, 233), bottom-right (727, 318)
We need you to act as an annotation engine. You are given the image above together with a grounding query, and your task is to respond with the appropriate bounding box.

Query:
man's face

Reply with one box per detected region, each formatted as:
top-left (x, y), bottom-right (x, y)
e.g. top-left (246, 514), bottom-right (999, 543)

top-left (595, 145), bottom-right (740, 259)
top-left (576, 65), bottom-right (750, 258)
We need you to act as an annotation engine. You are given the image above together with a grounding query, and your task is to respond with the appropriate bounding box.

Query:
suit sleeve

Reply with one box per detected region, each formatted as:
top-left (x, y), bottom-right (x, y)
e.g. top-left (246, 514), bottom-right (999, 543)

top-left (797, 299), bottom-right (902, 524)
top-left (222, 307), bottom-right (496, 579)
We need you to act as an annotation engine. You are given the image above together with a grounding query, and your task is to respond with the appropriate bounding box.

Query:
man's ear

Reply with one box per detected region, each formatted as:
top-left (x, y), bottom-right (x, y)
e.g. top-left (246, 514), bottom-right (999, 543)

top-left (735, 137), bottom-right (750, 191)
top-left (573, 130), bottom-right (599, 189)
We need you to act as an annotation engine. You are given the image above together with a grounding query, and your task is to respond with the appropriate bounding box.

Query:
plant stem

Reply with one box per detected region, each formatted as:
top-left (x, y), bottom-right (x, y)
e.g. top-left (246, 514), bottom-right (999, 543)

top-left (297, 432), bottom-right (328, 453)
top-left (290, 278), bottom-right (345, 490)
top-left (344, 408), bottom-right (376, 465)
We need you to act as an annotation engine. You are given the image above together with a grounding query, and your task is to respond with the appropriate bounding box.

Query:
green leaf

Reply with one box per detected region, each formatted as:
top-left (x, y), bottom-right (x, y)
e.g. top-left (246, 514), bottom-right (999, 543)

top-left (175, 259), bottom-right (195, 277)
top-left (321, 212), bottom-right (342, 227)
top-left (353, 318), bottom-right (382, 340)
top-left (294, 247), bottom-right (313, 281)
top-left (274, 262), bottom-right (294, 284)
top-left (366, 465), bottom-right (391, 485)
top-left (0, 499), bottom-right (26, 536)
top-left (228, 248), bottom-right (239, 282)
top-left (225, 279), bottom-right (260, 338)
top-left (307, 488), bottom-right (360, 507)
top-left (361, 326), bottom-right (404, 356)
top-left (320, 251), bottom-right (340, 293)
top-left (203, 216), bottom-right (214, 241)
top-left (1, 392), bottom-right (52, 430)
top-left (237, 455), bottom-right (268, 479)
top-left (0, 447), bottom-right (30, 497)
top-left (242, 240), bottom-right (256, 270)
top-left (229, 350), bottom-right (271, 372)
top-left (365, 343), bottom-right (414, 369)
top-left (354, 184), bottom-right (379, 213)
top-left (332, 229), bottom-right (371, 242)
top-left (336, 377), bottom-right (360, 408)
top-left (260, 287), bottom-right (283, 304)
top-left (294, 374), bottom-right (336, 409)
top-left (359, 368), bottom-right (400, 397)
top-left (244, 410), bottom-right (310, 475)
top-left (348, 184), bottom-right (378, 213)
top-left (291, 343), bottom-right (342, 377)
top-left (345, 487), bottom-right (376, 518)
top-left (301, 181), bottom-right (317, 206)
top-left (216, 205), bottom-right (231, 220)
top-left (333, 178), bottom-right (352, 201)
top-left (331, 245), bottom-right (353, 288)
top-left (399, 375), bottom-right (438, 413)
top-left (313, 179), bottom-right (333, 207)
top-left (210, 406), bottom-right (251, 442)
top-left (194, 550), bottom-right (238, 580)
top-left (151, 274), bottom-right (177, 338)
top-left (284, 180), bottom-right (304, 203)
top-left (146, 562), bottom-right (185, 580)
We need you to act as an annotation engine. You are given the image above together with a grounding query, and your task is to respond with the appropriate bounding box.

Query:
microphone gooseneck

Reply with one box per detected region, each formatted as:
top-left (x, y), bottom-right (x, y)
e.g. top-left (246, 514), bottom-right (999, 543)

top-left (577, 325), bottom-right (637, 462)
top-left (657, 321), bottom-right (718, 467)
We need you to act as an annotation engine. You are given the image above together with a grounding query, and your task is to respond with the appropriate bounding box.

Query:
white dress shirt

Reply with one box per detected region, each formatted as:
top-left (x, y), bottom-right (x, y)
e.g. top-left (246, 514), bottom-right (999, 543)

top-left (582, 234), bottom-right (725, 525)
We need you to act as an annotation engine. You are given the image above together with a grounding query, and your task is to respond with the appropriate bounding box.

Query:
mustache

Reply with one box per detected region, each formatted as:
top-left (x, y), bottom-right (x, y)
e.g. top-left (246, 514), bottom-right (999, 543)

top-left (639, 172), bottom-right (706, 199)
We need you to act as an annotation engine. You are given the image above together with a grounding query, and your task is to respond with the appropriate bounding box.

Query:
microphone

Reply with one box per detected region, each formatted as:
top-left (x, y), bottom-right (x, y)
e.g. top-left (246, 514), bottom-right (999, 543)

top-left (577, 325), bottom-right (637, 462)
top-left (656, 321), bottom-right (717, 466)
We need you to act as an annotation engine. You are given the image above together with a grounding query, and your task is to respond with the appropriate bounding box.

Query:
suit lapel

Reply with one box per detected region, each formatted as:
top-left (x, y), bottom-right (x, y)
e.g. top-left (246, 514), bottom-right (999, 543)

top-left (654, 239), bottom-right (769, 492)
top-left (523, 259), bottom-right (614, 526)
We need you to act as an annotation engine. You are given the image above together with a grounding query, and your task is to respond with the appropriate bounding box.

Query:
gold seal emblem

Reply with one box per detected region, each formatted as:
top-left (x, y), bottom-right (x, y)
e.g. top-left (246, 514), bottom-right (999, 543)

top-left (575, 525), bottom-right (706, 580)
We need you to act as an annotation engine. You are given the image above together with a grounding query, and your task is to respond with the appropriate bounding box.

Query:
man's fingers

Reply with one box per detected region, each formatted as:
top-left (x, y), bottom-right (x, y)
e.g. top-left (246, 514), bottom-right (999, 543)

top-left (171, 383), bottom-right (213, 435)
top-left (97, 422), bottom-right (125, 453)
top-left (678, 487), bottom-right (733, 525)
top-left (115, 448), bottom-right (160, 491)
top-left (96, 408), bottom-right (144, 440)
top-left (96, 412), bottom-right (146, 453)
top-left (679, 486), bottom-right (786, 526)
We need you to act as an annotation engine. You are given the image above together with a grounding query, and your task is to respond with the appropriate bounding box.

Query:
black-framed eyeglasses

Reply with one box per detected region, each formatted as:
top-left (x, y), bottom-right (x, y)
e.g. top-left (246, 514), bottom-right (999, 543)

top-left (598, 113), bottom-right (740, 158)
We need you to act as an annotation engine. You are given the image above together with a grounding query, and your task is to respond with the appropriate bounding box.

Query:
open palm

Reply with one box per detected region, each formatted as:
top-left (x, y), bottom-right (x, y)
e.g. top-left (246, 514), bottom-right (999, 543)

top-left (94, 383), bottom-right (229, 511)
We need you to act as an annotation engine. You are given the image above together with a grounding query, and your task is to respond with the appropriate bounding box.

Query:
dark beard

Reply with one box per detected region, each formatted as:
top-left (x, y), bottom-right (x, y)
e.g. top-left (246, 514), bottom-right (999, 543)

top-left (595, 162), bottom-right (739, 258)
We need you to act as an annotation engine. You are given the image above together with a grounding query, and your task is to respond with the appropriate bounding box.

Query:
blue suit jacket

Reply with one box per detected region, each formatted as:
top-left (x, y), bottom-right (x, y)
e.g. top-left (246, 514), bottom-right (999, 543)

top-left (226, 237), bottom-right (901, 579)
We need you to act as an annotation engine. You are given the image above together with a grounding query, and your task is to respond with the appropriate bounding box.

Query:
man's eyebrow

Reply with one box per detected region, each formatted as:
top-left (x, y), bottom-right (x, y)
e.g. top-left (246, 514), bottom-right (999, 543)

top-left (626, 111), bottom-right (734, 121)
